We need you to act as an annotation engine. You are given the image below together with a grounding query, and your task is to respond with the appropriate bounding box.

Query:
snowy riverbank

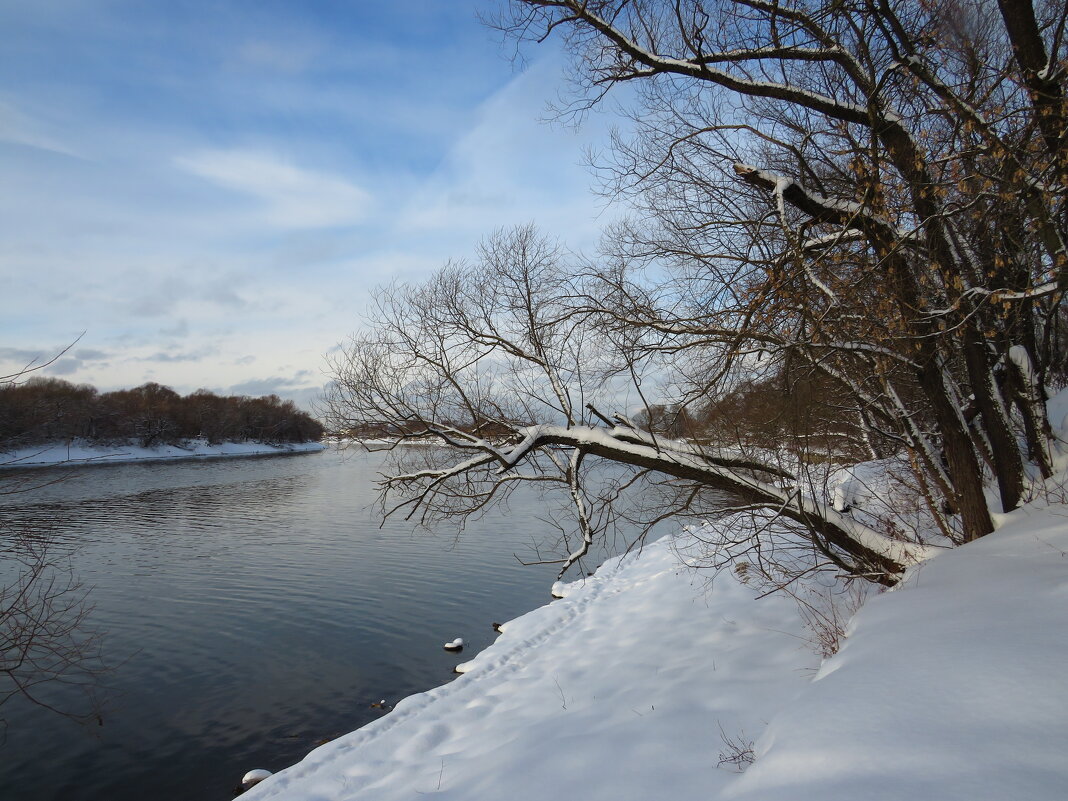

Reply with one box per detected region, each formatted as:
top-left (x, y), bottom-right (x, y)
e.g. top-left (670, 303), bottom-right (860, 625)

top-left (0, 439), bottom-right (326, 469)
top-left (242, 491), bottom-right (1068, 801)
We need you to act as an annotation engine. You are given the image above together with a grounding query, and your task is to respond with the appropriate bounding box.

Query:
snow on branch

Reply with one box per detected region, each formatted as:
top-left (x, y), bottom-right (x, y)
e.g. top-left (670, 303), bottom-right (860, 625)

top-left (535, 0), bottom-right (880, 126)
top-left (380, 420), bottom-right (935, 580)
top-left (733, 164), bottom-right (913, 245)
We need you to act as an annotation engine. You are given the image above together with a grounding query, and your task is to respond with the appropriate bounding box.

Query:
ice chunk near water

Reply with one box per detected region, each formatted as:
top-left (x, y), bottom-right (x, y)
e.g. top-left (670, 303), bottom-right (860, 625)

top-left (443, 638), bottom-right (464, 651)
top-left (241, 769), bottom-right (273, 790)
top-left (550, 581), bottom-right (572, 599)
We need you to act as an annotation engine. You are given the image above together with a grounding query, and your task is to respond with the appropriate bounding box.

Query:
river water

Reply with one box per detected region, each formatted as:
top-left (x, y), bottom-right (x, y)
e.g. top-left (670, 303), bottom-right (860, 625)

top-left (0, 448), bottom-right (620, 801)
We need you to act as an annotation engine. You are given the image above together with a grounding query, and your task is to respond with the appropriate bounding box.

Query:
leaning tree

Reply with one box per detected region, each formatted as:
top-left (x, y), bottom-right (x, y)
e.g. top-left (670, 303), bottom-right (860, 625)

top-left (325, 0), bottom-right (1067, 586)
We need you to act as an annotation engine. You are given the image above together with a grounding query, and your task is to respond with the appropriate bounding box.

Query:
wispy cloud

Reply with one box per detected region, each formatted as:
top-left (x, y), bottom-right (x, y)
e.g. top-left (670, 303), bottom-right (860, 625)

top-left (140, 349), bottom-right (216, 364)
top-left (46, 357), bottom-right (82, 375)
top-left (0, 3), bottom-right (611, 409)
top-left (0, 99), bottom-right (81, 158)
top-left (0, 346), bottom-right (49, 364)
top-left (0, 346), bottom-right (111, 379)
top-left (0, 345), bottom-right (99, 376)
top-left (394, 55), bottom-right (614, 252)
top-left (74, 348), bottom-right (110, 360)
top-left (175, 150), bottom-right (372, 228)
top-left (159, 320), bottom-right (190, 338)
top-left (229, 370), bottom-right (317, 397)
top-left (236, 39), bottom-right (320, 74)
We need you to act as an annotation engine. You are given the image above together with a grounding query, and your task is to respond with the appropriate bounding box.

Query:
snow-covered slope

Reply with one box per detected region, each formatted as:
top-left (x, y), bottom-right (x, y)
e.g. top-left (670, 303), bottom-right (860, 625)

top-left (0, 439), bottom-right (325, 469)
top-left (244, 496), bottom-right (1068, 801)
top-left (725, 501), bottom-right (1068, 801)
top-left (245, 534), bottom-right (818, 800)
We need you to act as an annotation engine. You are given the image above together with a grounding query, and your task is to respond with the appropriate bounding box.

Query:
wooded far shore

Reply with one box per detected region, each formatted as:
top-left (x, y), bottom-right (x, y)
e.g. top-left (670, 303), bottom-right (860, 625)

top-left (0, 378), bottom-right (324, 450)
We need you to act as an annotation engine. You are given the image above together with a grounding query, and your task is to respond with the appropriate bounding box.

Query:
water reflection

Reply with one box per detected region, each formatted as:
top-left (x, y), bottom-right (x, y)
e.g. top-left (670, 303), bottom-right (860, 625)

top-left (0, 448), bottom-right (620, 801)
top-left (0, 521), bottom-right (105, 743)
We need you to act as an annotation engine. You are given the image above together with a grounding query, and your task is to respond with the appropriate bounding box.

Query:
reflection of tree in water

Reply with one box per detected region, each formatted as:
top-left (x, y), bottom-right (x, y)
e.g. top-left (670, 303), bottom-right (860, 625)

top-left (1, 353), bottom-right (107, 741)
top-left (0, 517), bottom-right (106, 741)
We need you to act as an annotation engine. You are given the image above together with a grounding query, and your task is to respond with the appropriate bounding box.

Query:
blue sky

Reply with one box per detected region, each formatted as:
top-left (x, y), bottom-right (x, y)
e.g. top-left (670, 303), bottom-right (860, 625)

top-left (1, 1), bottom-right (614, 408)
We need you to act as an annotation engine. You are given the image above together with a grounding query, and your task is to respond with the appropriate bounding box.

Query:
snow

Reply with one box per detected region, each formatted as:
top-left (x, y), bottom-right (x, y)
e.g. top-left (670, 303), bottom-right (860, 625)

top-left (724, 502), bottom-right (1068, 801)
top-left (830, 461), bottom-right (885, 512)
top-left (826, 457), bottom-right (944, 541)
top-left (549, 580), bottom-right (572, 599)
top-left (1008, 344), bottom-right (1035, 388)
top-left (1046, 390), bottom-right (1068, 474)
top-left (242, 770), bottom-right (274, 789)
top-left (499, 423), bottom-right (935, 566)
top-left (236, 390), bottom-right (1068, 800)
top-left (0, 438), bottom-right (326, 469)
top-left (245, 533), bottom-right (819, 801)
top-left (243, 491), bottom-right (1068, 801)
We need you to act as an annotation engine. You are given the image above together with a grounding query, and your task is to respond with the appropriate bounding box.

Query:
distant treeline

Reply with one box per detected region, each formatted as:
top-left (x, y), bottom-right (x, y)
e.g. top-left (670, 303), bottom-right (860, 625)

top-left (0, 378), bottom-right (324, 448)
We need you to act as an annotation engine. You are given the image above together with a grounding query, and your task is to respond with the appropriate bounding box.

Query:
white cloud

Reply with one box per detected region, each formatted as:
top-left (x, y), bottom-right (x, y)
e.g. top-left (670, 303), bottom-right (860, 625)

top-left (46, 357), bottom-right (82, 375)
top-left (236, 39), bottom-right (320, 73)
top-left (0, 99), bottom-right (81, 157)
top-left (0, 20), bottom-right (618, 410)
top-left (394, 55), bottom-right (617, 253)
top-left (175, 149), bottom-right (372, 228)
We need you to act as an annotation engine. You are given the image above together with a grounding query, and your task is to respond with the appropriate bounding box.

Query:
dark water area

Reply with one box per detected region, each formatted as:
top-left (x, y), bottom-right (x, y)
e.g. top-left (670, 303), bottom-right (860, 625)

top-left (0, 448), bottom-right (618, 801)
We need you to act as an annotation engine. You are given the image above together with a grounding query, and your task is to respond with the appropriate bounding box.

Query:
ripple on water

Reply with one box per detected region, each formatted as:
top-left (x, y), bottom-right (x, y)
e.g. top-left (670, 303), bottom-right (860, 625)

top-left (0, 449), bottom-right (632, 801)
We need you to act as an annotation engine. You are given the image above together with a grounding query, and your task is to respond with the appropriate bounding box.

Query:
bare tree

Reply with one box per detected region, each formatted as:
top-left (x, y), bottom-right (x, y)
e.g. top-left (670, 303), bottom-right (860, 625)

top-left (325, 226), bottom-right (931, 584)
top-left (1, 350), bottom-right (105, 736)
top-left (0, 525), bottom-right (102, 736)
top-left (326, 0), bottom-right (1067, 585)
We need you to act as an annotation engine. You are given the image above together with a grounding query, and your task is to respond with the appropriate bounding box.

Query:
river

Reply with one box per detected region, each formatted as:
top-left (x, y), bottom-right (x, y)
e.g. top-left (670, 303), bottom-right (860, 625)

top-left (0, 447), bottom-right (622, 801)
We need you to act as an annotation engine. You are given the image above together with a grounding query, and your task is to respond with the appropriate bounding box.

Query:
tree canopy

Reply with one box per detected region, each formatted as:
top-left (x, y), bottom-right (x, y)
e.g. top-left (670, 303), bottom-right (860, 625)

top-left (325, 0), bottom-right (1067, 586)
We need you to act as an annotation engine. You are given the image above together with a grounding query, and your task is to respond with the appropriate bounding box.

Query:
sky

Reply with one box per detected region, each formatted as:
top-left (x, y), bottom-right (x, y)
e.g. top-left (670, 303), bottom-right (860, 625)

top-left (0, 1), bottom-right (616, 410)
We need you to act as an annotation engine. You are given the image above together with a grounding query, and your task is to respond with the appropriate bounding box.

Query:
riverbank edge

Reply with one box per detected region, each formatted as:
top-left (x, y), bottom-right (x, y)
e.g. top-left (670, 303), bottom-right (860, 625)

top-left (243, 493), bottom-right (1068, 801)
top-left (0, 438), bottom-right (327, 469)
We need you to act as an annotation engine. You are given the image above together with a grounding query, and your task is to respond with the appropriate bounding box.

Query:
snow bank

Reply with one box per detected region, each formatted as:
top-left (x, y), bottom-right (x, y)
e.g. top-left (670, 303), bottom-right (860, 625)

top-left (726, 501), bottom-right (1068, 801)
top-left (0, 439), bottom-right (326, 469)
top-left (244, 496), bottom-right (1068, 801)
top-left (245, 534), bottom-right (818, 801)
top-left (827, 457), bottom-right (949, 542)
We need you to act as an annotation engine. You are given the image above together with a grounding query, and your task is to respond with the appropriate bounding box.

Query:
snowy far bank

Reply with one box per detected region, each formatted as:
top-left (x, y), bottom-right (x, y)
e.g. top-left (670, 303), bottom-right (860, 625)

top-left (243, 496), bottom-right (1068, 801)
top-left (0, 439), bottom-right (326, 469)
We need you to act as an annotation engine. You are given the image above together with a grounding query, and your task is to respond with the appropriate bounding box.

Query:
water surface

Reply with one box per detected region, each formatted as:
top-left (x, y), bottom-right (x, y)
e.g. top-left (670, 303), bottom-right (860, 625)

top-left (0, 448), bottom-right (617, 801)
